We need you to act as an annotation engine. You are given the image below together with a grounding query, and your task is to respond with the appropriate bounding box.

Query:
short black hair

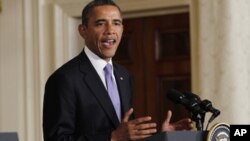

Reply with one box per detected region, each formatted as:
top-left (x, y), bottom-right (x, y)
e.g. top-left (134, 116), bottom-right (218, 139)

top-left (81, 0), bottom-right (122, 26)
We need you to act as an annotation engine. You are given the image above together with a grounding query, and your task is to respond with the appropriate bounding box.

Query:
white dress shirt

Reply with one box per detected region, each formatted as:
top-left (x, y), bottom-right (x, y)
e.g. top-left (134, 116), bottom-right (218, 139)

top-left (84, 46), bottom-right (117, 89)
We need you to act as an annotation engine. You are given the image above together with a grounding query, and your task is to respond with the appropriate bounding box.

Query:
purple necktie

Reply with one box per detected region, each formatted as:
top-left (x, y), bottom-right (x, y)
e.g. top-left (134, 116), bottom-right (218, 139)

top-left (104, 63), bottom-right (121, 121)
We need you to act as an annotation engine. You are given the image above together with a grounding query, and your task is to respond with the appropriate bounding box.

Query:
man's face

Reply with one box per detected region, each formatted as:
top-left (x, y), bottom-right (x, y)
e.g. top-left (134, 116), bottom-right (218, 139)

top-left (79, 5), bottom-right (123, 62)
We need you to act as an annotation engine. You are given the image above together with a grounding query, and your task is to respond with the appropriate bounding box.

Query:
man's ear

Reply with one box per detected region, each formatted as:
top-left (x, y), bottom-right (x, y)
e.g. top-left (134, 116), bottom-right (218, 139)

top-left (78, 24), bottom-right (87, 38)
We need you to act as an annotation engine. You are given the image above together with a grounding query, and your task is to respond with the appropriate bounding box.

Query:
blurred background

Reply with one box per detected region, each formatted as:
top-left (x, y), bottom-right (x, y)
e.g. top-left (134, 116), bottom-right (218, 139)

top-left (1, 0), bottom-right (250, 141)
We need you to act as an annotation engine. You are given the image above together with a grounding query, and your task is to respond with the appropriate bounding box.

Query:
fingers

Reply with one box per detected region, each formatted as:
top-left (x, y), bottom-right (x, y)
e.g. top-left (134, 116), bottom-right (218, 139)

top-left (134, 122), bottom-right (157, 131)
top-left (173, 118), bottom-right (194, 130)
top-left (128, 116), bottom-right (157, 131)
top-left (130, 116), bottom-right (152, 124)
top-left (130, 124), bottom-right (157, 140)
top-left (120, 108), bottom-right (158, 140)
top-left (123, 108), bottom-right (153, 125)
top-left (177, 118), bottom-right (194, 130)
top-left (129, 117), bottom-right (157, 138)
top-left (164, 110), bottom-right (172, 124)
top-left (122, 108), bottom-right (134, 122)
top-left (176, 118), bottom-right (192, 124)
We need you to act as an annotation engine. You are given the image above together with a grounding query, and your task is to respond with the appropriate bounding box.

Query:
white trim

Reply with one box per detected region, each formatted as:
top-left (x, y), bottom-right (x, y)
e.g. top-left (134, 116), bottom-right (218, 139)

top-left (53, 0), bottom-right (189, 17)
top-left (22, 0), bottom-right (41, 140)
top-left (189, 0), bottom-right (200, 93)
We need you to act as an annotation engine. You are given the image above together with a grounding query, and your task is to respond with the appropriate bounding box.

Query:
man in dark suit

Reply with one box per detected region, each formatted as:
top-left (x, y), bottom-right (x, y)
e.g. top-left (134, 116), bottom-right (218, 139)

top-left (43, 0), bottom-right (193, 141)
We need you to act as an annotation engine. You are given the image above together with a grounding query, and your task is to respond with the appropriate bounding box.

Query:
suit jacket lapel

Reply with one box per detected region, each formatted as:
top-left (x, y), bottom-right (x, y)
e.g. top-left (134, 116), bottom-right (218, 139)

top-left (79, 51), bottom-right (120, 127)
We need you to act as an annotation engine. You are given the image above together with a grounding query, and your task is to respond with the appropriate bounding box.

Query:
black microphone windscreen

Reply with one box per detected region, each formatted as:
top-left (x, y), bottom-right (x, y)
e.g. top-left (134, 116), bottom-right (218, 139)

top-left (166, 89), bottom-right (206, 115)
top-left (185, 92), bottom-right (201, 102)
top-left (166, 89), bottom-right (184, 103)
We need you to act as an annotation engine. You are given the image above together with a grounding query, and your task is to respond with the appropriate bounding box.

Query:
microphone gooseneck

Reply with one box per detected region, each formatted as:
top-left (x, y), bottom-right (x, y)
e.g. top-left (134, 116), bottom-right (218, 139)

top-left (200, 99), bottom-right (221, 122)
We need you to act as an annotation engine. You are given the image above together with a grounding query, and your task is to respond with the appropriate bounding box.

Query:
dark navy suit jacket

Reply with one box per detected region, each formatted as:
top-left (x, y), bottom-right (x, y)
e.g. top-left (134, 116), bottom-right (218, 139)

top-left (43, 50), bottom-right (133, 141)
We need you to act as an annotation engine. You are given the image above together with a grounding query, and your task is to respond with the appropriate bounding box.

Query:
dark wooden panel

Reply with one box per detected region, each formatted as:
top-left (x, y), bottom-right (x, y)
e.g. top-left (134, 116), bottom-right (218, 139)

top-left (113, 18), bottom-right (147, 117)
top-left (144, 13), bottom-right (191, 128)
top-left (114, 13), bottom-right (191, 129)
top-left (158, 75), bottom-right (191, 123)
top-left (156, 61), bottom-right (191, 75)
top-left (156, 30), bottom-right (190, 61)
top-left (114, 31), bottom-right (133, 63)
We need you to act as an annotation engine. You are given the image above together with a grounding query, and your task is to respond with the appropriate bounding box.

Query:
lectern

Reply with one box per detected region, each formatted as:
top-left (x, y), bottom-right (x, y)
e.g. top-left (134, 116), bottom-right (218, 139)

top-left (142, 131), bottom-right (208, 141)
top-left (0, 132), bottom-right (18, 141)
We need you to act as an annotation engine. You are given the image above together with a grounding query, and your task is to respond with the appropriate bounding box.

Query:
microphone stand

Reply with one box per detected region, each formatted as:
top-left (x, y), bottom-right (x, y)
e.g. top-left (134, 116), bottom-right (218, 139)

top-left (200, 112), bottom-right (206, 130)
top-left (191, 112), bottom-right (205, 131)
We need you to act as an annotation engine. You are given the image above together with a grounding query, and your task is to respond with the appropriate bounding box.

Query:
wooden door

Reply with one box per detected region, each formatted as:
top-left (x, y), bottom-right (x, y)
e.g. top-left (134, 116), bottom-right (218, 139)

top-left (113, 13), bottom-right (191, 129)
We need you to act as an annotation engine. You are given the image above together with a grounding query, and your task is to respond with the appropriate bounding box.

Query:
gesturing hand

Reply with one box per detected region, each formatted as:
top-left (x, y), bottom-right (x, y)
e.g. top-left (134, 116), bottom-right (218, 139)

top-left (111, 108), bottom-right (157, 141)
top-left (161, 110), bottom-right (193, 132)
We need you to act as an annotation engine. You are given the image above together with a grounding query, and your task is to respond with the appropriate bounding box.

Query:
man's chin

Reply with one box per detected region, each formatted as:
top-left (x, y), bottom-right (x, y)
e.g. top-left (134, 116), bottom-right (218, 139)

top-left (101, 54), bottom-right (116, 61)
top-left (102, 52), bottom-right (116, 58)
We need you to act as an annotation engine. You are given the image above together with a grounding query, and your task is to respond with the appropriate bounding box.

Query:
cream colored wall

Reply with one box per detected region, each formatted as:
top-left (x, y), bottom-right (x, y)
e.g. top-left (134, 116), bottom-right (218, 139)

top-left (0, 0), bottom-right (189, 141)
top-left (0, 0), bottom-right (24, 133)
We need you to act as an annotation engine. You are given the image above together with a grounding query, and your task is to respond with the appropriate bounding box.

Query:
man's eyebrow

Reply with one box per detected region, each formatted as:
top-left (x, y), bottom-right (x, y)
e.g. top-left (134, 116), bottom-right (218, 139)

top-left (95, 19), bottom-right (106, 23)
top-left (94, 19), bottom-right (123, 24)
top-left (113, 19), bottom-right (122, 23)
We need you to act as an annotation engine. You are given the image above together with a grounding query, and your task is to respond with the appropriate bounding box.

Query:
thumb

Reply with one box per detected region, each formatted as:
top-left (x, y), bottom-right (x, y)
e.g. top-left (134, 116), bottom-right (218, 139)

top-left (164, 110), bottom-right (172, 124)
top-left (122, 108), bottom-right (133, 122)
top-left (162, 110), bottom-right (173, 131)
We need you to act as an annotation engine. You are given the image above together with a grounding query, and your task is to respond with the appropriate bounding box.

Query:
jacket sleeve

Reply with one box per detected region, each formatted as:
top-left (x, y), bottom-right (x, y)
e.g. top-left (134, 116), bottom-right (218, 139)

top-left (43, 72), bottom-right (78, 141)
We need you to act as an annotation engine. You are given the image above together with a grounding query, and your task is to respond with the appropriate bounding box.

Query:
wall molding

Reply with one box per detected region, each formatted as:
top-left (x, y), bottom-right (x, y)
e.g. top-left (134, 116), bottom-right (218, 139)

top-left (53, 0), bottom-right (189, 18)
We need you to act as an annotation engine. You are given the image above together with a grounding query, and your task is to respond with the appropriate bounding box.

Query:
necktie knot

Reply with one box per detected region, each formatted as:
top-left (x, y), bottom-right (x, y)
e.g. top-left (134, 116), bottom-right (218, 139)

top-left (104, 63), bottom-right (113, 76)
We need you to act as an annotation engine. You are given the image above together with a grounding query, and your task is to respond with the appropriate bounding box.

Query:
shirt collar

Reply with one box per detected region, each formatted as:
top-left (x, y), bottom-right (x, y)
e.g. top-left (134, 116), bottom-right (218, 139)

top-left (84, 46), bottom-right (113, 72)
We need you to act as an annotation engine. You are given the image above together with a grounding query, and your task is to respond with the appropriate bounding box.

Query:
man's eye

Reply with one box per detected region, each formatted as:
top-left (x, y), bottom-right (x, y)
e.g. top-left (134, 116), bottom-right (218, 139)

top-left (96, 22), bottom-right (105, 26)
top-left (114, 22), bottom-right (122, 26)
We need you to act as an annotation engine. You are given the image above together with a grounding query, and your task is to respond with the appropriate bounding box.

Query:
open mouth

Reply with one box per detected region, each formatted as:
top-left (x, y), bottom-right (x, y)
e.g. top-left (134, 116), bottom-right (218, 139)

top-left (102, 39), bottom-right (116, 47)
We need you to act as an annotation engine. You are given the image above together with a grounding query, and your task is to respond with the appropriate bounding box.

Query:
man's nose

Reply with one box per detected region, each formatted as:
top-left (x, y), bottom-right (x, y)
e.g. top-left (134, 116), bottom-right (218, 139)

top-left (105, 24), bottom-right (115, 34)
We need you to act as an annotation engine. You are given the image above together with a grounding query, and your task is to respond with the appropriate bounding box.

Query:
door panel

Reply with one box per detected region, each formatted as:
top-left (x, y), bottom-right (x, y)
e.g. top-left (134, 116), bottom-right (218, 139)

top-left (114, 13), bottom-right (191, 127)
top-left (113, 19), bottom-right (147, 117)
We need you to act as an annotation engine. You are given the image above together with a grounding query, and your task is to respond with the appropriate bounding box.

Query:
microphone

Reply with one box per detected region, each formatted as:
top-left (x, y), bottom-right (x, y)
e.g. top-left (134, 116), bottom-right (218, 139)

top-left (167, 89), bottom-right (221, 130)
top-left (200, 99), bottom-right (220, 123)
top-left (185, 92), bottom-right (201, 103)
top-left (166, 89), bottom-right (206, 115)
top-left (184, 92), bottom-right (221, 123)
